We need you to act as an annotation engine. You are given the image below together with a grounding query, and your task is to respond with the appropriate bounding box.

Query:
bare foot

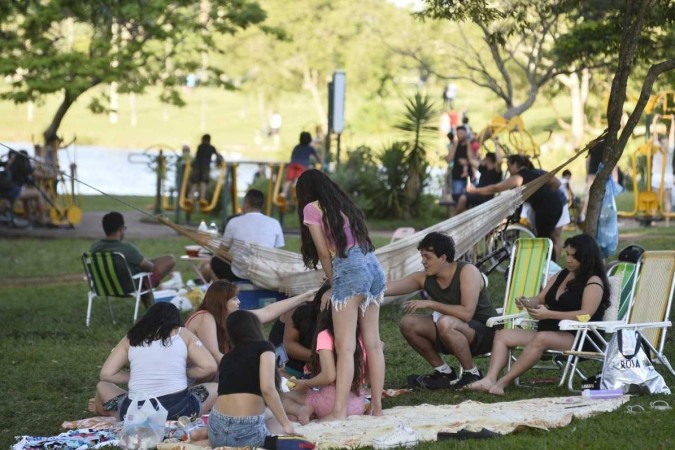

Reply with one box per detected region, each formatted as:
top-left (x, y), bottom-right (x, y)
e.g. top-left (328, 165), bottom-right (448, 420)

top-left (369, 406), bottom-right (383, 417)
top-left (464, 378), bottom-right (494, 392)
top-left (298, 412), bottom-right (311, 425)
top-left (87, 398), bottom-right (97, 413)
top-left (488, 383), bottom-right (505, 396)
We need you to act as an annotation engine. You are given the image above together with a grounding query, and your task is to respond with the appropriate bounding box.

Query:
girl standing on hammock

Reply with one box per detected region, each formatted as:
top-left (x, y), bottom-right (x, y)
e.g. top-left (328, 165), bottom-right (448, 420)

top-left (295, 169), bottom-right (386, 421)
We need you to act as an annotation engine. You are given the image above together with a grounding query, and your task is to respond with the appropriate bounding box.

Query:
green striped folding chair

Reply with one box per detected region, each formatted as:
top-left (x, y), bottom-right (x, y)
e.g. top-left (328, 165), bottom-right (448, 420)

top-left (486, 238), bottom-right (553, 329)
top-left (82, 252), bottom-right (153, 326)
top-left (561, 251), bottom-right (675, 390)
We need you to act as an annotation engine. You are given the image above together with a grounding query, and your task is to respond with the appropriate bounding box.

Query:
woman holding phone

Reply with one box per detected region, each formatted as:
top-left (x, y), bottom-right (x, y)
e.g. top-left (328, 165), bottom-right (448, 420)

top-left (466, 234), bottom-right (610, 395)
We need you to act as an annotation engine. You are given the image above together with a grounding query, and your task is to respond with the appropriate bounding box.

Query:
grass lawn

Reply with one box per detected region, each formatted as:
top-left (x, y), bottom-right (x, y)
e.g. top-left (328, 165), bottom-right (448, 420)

top-left (1, 225), bottom-right (674, 449)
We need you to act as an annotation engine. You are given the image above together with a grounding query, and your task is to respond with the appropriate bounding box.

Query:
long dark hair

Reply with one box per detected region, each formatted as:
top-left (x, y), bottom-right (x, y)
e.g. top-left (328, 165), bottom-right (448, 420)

top-left (309, 307), bottom-right (364, 395)
top-left (295, 169), bottom-right (374, 268)
top-left (293, 282), bottom-right (332, 344)
top-left (127, 302), bottom-right (181, 347)
top-left (227, 310), bottom-right (280, 388)
top-left (507, 154), bottom-right (535, 170)
top-left (564, 234), bottom-right (611, 308)
top-left (197, 280), bottom-right (239, 353)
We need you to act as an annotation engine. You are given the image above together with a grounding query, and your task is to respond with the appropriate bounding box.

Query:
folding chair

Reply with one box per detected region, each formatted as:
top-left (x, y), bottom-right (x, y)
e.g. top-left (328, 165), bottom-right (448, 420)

top-left (486, 238), bottom-right (553, 329)
top-left (82, 252), bottom-right (153, 326)
top-left (560, 251), bottom-right (675, 390)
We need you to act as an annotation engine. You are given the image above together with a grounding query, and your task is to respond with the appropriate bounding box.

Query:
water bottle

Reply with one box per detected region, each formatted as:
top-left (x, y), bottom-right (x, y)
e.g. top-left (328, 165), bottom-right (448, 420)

top-left (208, 221), bottom-right (219, 235)
top-left (197, 220), bottom-right (208, 233)
top-left (581, 389), bottom-right (623, 399)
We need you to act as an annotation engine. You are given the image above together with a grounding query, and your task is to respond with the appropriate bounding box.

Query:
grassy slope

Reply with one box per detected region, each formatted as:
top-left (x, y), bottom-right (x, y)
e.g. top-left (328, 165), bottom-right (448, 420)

top-left (1, 226), bottom-right (673, 449)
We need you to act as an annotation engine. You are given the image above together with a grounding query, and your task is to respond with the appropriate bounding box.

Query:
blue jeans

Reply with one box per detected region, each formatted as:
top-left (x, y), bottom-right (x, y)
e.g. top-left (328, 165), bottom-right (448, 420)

top-left (208, 409), bottom-right (268, 448)
top-left (331, 247), bottom-right (385, 311)
top-left (452, 179), bottom-right (467, 201)
top-left (119, 389), bottom-right (201, 421)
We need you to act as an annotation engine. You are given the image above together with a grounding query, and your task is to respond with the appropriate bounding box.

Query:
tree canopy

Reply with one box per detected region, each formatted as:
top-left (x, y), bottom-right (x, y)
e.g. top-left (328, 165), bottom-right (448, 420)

top-left (0, 0), bottom-right (271, 145)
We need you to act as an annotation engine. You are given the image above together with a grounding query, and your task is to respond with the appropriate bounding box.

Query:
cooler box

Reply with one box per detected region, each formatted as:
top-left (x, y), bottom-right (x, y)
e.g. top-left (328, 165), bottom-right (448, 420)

top-left (153, 289), bottom-right (178, 303)
top-left (235, 280), bottom-right (287, 310)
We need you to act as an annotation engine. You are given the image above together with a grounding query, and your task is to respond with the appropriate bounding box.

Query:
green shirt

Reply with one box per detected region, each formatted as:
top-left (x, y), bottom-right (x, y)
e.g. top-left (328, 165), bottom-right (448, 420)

top-left (423, 262), bottom-right (497, 324)
top-left (89, 239), bottom-right (144, 275)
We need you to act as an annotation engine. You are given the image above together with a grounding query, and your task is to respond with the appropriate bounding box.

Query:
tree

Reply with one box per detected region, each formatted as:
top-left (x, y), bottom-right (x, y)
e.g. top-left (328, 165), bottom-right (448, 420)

top-left (0, 0), bottom-right (270, 149)
top-left (417, 0), bottom-right (675, 236)
top-left (553, 0), bottom-right (675, 235)
top-left (413, 1), bottom-right (573, 118)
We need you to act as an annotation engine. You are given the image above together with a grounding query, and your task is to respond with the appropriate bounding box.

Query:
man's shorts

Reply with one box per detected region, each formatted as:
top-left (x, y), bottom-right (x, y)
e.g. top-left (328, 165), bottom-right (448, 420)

top-left (190, 165), bottom-right (210, 184)
top-left (464, 193), bottom-right (492, 208)
top-left (285, 163), bottom-right (306, 182)
top-left (434, 317), bottom-right (495, 356)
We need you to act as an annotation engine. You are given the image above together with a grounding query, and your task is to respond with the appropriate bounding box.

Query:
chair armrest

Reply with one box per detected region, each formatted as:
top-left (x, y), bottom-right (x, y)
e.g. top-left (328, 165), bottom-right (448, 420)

top-left (559, 319), bottom-right (625, 331)
top-left (603, 321), bottom-right (672, 333)
top-left (514, 317), bottom-right (537, 328)
top-left (487, 311), bottom-right (527, 328)
top-left (132, 272), bottom-right (153, 280)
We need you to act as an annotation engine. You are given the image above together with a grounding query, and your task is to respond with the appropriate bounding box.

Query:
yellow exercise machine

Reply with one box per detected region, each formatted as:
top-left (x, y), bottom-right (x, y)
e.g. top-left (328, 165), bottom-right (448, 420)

top-left (476, 115), bottom-right (550, 164)
top-left (178, 160), bottom-right (229, 214)
top-left (618, 141), bottom-right (668, 222)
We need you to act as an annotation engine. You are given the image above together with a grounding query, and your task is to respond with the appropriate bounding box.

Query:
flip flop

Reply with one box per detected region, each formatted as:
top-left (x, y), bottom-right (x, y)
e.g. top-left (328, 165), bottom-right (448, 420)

top-left (626, 405), bottom-right (645, 414)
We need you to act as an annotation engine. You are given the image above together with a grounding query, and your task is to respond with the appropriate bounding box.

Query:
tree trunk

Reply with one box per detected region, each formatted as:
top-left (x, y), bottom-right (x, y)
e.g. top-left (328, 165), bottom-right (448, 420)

top-left (503, 87), bottom-right (538, 119)
top-left (43, 89), bottom-right (75, 147)
top-left (302, 66), bottom-right (326, 129)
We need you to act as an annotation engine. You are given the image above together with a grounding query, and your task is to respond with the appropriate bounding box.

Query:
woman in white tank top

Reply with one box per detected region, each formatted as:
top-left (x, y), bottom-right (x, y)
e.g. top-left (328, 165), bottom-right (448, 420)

top-left (88, 302), bottom-right (219, 420)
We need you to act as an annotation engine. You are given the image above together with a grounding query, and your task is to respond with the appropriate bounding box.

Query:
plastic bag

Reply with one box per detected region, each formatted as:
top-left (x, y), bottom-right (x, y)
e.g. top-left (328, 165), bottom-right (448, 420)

top-left (596, 169), bottom-right (622, 258)
top-left (601, 329), bottom-right (670, 394)
top-left (119, 394), bottom-right (168, 450)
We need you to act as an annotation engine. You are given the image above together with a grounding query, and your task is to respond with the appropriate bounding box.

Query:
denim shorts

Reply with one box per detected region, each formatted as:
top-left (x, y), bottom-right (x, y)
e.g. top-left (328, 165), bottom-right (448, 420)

top-left (117, 388), bottom-right (202, 421)
top-left (452, 179), bottom-right (467, 200)
top-left (331, 247), bottom-right (385, 311)
top-left (208, 409), bottom-right (268, 448)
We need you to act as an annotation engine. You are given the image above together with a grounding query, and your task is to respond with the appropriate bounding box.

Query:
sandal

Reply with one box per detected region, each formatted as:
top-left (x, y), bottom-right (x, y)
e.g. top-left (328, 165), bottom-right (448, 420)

top-left (626, 405), bottom-right (645, 414)
top-left (650, 400), bottom-right (671, 411)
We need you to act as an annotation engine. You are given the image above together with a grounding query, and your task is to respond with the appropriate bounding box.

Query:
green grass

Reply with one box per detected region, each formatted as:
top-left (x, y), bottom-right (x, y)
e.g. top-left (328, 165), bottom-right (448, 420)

top-left (1, 227), bottom-right (674, 449)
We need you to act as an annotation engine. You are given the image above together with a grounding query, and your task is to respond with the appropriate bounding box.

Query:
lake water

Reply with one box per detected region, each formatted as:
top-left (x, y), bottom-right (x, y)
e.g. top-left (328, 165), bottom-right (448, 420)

top-left (3, 141), bottom-right (446, 197)
top-left (4, 142), bottom-right (262, 196)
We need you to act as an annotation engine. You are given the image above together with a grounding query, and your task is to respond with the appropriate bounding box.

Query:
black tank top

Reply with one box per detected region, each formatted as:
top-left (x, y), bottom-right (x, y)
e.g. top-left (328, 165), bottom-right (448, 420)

top-left (423, 262), bottom-right (497, 324)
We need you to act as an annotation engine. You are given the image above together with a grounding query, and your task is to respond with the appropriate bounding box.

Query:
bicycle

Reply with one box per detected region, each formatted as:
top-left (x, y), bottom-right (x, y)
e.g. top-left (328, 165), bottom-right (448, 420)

top-left (464, 215), bottom-right (536, 276)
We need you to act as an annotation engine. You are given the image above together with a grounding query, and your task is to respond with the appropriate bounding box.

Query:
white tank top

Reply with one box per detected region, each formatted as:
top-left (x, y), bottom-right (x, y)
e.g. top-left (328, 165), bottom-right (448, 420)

top-left (128, 328), bottom-right (188, 398)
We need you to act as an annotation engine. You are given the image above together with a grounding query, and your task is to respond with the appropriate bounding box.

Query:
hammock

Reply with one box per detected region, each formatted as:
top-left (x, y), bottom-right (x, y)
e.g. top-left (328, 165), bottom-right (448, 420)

top-left (159, 139), bottom-right (597, 295)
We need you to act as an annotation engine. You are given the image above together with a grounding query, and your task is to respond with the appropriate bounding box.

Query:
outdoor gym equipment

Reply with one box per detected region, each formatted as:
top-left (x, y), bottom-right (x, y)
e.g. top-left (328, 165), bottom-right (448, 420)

top-left (476, 115), bottom-right (551, 165)
top-left (177, 159), bottom-right (229, 214)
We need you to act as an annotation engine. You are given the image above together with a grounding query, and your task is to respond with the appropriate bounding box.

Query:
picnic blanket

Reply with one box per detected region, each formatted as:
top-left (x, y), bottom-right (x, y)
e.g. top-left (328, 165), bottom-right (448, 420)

top-left (18, 396), bottom-right (627, 450)
top-left (294, 396), bottom-right (628, 449)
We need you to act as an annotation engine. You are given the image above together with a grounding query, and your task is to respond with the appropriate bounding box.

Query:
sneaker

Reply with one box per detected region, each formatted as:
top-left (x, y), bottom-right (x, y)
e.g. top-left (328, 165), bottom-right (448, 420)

top-left (452, 371), bottom-right (483, 390)
top-left (372, 424), bottom-right (419, 449)
top-left (416, 368), bottom-right (458, 390)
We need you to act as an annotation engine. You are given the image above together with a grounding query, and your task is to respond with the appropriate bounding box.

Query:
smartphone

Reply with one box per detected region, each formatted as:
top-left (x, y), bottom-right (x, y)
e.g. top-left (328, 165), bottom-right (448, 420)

top-left (520, 297), bottom-right (537, 309)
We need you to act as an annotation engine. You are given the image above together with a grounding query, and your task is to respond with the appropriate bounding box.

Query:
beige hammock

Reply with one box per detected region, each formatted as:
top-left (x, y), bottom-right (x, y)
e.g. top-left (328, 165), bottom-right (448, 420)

top-left (159, 140), bottom-right (597, 295)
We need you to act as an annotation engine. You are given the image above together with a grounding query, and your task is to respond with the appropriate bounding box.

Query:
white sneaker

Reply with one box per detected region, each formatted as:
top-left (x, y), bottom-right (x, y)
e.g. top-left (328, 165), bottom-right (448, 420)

top-left (372, 424), bottom-right (419, 449)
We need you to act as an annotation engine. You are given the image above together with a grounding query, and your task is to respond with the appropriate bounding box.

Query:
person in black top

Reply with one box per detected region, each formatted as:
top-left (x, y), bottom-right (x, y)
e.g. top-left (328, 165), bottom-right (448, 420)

top-left (453, 140), bottom-right (504, 215)
top-left (467, 154), bottom-right (564, 259)
top-left (466, 234), bottom-right (610, 395)
top-left (205, 310), bottom-right (294, 448)
top-left (189, 134), bottom-right (222, 208)
top-left (0, 150), bottom-right (48, 225)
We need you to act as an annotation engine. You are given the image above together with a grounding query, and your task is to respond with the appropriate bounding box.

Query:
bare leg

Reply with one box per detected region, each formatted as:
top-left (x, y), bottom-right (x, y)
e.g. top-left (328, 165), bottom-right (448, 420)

top-left (150, 255), bottom-right (176, 286)
top-left (550, 227), bottom-right (563, 262)
top-left (199, 182), bottom-right (207, 204)
top-left (436, 316), bottom-right (475, 370)
top-left (491, 331), bottom-right (574, 395)
top-left (399, 315), bottom-right (444, 368)
top-left (465, 329), bottom-right (534, 392)
top-left (298, 404), bottom-right (315, 425)
top-left (359, 303), bottom-right (385, 416)
top-left (281, 390), bottom-right (307, 419)
top-left (453, 195), bottom-right (468, 216)
top-left (91, 381), bottom-right (126, 418)
top-left (321, 296), bottom-right (361, 421)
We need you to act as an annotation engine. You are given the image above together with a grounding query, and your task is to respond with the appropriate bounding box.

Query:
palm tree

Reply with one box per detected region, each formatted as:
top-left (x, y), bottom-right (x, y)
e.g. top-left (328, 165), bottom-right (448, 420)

top-left (395, 91), bottom-right (437, 218)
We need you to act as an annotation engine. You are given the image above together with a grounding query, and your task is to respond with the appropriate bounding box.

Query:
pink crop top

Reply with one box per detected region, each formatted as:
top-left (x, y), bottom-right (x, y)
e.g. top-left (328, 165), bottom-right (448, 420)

top-left (303, 201), bottom-right (357, 254)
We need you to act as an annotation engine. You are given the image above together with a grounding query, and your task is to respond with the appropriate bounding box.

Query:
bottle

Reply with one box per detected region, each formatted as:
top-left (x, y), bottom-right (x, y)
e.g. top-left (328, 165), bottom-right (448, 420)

top-left (581, 389), bottom-right (623, 399)
top-left (208, 221), bottom-right (218, 235)
top-left (197, 220), bottom-right (208, 233)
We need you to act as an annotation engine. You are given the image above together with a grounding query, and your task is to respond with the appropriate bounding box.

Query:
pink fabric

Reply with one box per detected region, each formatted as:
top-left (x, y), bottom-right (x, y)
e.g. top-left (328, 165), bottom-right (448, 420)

top-left (302, 202), bottom-right (357, 253)
top-left (305, 385), bottom-right (366, 419)
top-left (316, 330), bottom-right (333, 352)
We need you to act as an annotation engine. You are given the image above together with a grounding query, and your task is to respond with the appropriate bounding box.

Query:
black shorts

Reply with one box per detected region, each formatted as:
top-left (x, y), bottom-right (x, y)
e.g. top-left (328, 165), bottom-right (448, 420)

top-left (465, 193), bottom-right (492, 208)
top-left (435, 319), bottom-right (495, 356)
top-left (191, 165), bottom-right (210, 184)
top-left (210, 256), bottom-right (244, 282)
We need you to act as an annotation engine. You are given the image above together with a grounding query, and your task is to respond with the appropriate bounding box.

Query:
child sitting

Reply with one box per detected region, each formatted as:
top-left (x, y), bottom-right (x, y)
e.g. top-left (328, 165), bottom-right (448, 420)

top-left (282, 306), bottom-right (367, 424)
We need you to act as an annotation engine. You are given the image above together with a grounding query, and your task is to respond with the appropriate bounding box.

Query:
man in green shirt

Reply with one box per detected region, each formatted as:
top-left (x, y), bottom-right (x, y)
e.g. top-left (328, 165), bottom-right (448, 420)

top-left (90, 212), bottom-right (175, 307)
top-left (385, 232), bottom-right (497, 390)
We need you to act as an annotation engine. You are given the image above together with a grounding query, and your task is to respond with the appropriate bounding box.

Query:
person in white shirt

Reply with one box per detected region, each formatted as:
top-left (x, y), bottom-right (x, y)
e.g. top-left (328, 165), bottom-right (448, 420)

top-left (209, 189), bottom-right (284, 281)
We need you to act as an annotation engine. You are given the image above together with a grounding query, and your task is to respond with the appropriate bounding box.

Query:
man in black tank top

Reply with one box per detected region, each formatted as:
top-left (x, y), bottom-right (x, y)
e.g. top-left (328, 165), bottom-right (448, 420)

top-left (384, 232), bottom-right (497, 390)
